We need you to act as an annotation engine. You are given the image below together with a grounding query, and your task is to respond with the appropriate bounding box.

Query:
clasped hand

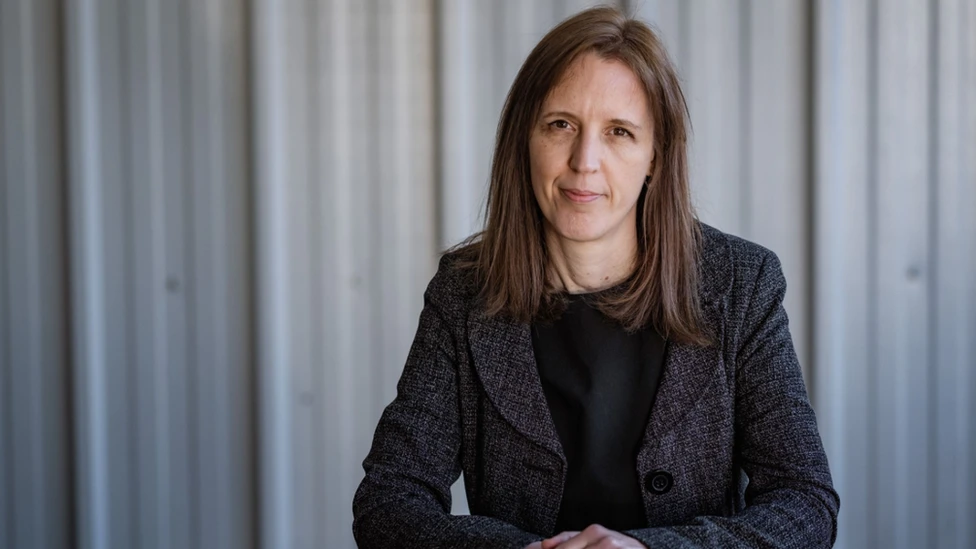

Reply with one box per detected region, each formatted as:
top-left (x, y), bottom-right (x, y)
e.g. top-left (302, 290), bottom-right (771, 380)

top-left (524, 524), bottom-right (647, 549)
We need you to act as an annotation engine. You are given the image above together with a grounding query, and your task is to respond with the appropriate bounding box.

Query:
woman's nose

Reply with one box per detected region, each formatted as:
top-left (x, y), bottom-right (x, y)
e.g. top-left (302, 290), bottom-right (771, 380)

top-left (569, 131), bottom-right (601, 173)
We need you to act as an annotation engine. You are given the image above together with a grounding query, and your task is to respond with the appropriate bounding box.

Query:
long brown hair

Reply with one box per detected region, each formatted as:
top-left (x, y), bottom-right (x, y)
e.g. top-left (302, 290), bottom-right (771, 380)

top-left (456, 5), bottom-right (710, 346)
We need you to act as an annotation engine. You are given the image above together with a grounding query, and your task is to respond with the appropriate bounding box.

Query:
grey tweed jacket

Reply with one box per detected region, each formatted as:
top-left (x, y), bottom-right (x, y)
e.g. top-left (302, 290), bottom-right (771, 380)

top-left (352, 223), bottom-right (839, 548)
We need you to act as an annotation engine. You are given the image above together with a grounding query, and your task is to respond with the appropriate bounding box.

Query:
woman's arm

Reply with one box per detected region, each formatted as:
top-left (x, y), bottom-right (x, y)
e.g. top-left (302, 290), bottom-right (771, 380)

top-left (352, 286), bottom-right (544, 549)
top-left (621, 251), bottom-right (840, 549)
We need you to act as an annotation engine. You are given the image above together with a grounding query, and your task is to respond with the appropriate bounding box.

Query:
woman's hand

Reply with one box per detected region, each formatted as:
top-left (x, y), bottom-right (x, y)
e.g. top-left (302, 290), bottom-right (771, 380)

top-left (525, 524), bottom-right (648, 548)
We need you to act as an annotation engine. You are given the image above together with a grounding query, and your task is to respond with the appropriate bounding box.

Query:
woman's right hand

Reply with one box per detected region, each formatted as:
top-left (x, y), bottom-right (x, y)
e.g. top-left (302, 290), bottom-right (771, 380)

top-left (525, 530), bottom-right (579, 549)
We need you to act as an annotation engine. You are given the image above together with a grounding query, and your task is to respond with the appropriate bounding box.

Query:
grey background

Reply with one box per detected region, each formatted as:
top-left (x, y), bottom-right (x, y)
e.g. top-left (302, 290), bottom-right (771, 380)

top-left (1, 0), bottom-right (973, 548)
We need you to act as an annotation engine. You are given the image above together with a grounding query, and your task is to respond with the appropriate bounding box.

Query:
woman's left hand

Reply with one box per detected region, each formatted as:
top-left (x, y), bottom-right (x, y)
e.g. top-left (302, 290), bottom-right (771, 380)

top-left (534, 524), bottom-right (648, 548)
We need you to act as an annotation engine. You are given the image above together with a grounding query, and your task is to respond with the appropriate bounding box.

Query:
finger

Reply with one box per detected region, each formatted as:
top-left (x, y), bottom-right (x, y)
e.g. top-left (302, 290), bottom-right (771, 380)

top-left (590, 532), bottom-right (648, 549)
top-left (541, 530), bottom-right (579, 549)
top-left (551, 526), bottom-right (606, 549)
top-left (552, 535), bottom-right (600, 549)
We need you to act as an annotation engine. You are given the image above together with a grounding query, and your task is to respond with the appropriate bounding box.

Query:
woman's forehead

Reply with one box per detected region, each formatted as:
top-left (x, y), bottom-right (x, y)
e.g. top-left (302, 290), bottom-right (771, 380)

top-left (542, 53), bottom-right (651, 122)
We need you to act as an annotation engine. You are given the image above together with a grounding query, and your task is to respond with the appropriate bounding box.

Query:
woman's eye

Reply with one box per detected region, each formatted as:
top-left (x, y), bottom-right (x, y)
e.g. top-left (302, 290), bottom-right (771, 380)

top-left (550, 120), bottom-right (571, 130)
top-left (611, 127), bottom-right (633, 138)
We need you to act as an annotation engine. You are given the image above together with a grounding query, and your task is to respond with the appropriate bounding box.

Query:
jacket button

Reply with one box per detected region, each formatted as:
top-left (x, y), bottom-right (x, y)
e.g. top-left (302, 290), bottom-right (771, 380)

top-left (645, 471), bottom-right (673, 494)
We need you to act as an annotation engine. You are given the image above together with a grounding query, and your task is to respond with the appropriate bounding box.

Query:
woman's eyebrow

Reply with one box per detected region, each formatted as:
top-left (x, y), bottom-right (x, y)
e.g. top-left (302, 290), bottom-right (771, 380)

top-left (540, 111), bottom-right (643, 131)
top-left (609, 118), bottom-right (642, 131)
top-left (540, 110), bottom-right (578, 120)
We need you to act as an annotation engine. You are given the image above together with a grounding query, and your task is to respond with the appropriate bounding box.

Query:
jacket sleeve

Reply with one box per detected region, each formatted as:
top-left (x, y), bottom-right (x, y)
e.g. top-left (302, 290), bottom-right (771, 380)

top-left (623, 251), bottom-right (840, 549)
top-left (352, 286), bottom-right (544, 549)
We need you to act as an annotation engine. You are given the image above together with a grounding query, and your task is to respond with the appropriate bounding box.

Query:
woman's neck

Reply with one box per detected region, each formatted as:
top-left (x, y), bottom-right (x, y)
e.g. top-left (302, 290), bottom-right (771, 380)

top-left (545, 228), bottom-right (637, 294)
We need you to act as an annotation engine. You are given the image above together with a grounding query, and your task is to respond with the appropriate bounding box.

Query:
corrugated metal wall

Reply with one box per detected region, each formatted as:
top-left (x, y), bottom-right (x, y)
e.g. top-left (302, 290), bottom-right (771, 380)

top-left (0, 1), bottom-right (973, 549)
top-left (250, 1), bottom-right (438, 546)
top-left (63, 0), bottom-right (255, 548)
top-left (814, 1), bottom-right (976, 548)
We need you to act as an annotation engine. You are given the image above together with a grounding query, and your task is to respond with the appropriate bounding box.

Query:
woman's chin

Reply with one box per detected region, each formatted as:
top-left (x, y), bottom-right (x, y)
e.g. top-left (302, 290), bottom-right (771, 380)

top-left (550, 223), bottom-right (609, 244)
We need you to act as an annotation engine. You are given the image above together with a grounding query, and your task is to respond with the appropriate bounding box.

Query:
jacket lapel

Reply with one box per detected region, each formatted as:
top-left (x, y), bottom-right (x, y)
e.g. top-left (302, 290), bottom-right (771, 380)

top-left (467, 309), bottom-right (565, 461)
top-left (640, 232), bottom-right (732, 457)
top-left (640, 297), bottom-right (725, 457)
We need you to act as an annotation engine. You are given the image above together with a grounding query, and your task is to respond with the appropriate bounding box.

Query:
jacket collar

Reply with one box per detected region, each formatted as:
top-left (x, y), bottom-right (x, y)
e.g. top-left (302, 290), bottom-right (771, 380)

top-left (466, 230), bottom-right (731, 461)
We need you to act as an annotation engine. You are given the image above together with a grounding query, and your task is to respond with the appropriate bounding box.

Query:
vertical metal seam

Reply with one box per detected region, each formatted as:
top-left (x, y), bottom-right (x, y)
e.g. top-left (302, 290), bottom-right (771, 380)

top-left (492, 1), bottom-right (505, 119)
top-left (147, 0), bottom-right (165, 541)
top-left (366, 0), bottom-right (382, 419)
top-left (959, 3), bottom-right (976, 544)
top-left (739, 0), bottom-right (751, 237)
top-left (866, 0), bottom-right (880, 542)
top-left (0, 3), bottom-right (12, 545)
top-left (54, 0), bottom-right (80, 543)
top-left (432, 0), bottom-right (445, 254)
top-left (177, 0), bottom-right (201, 543)
top-left (239, 0), bottom-right (260, 545)
top-left (117, 0), bottom-right (140, 544)
top-left (74, 1), bottom-right (111, 545)
top-left (203, 0), bottom-right (222, 542)
top-left (804, 0), bottom-right (818, 406)
top-left (305, 0), bottom-right (323, 545)
top-left (678, 0), bottom-right (689, 81)
top-left (964, 2), bottom-right (976, 544)
top-left (926, 0), bottom-right (940, 543)
top-left (19, 0), bottom-right (46, 539)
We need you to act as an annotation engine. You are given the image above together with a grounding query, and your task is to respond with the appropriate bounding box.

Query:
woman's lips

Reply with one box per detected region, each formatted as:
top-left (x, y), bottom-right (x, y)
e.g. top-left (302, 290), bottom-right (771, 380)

top-left (561, 188), bottom-right (601, 203)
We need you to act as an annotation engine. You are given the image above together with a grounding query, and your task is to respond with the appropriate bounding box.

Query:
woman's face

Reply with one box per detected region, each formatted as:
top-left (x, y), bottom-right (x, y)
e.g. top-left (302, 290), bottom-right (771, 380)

top-left (529, 52), bottom-right (654, 248)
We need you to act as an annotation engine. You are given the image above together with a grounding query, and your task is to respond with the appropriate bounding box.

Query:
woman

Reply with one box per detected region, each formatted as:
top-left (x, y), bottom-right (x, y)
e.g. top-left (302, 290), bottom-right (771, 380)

top-left (353, 6), bottom-right (839, 549)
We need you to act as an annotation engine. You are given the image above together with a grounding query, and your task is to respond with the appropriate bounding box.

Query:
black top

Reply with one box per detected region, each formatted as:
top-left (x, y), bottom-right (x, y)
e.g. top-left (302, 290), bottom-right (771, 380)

top-left (531, 291), bottom-right (666, 532)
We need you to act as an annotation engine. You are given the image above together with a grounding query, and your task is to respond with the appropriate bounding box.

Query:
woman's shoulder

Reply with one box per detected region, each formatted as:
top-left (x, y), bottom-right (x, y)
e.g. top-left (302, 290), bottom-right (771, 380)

top-left (697, 221), bottom-right (785, 302)
top-left (421, 241), bottom-right (482, 315)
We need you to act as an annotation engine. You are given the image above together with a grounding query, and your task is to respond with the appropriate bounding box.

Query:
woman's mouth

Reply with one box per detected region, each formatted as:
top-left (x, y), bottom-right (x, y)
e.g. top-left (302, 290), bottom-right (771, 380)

top-left (561, 189), bottom-right (601, 203)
